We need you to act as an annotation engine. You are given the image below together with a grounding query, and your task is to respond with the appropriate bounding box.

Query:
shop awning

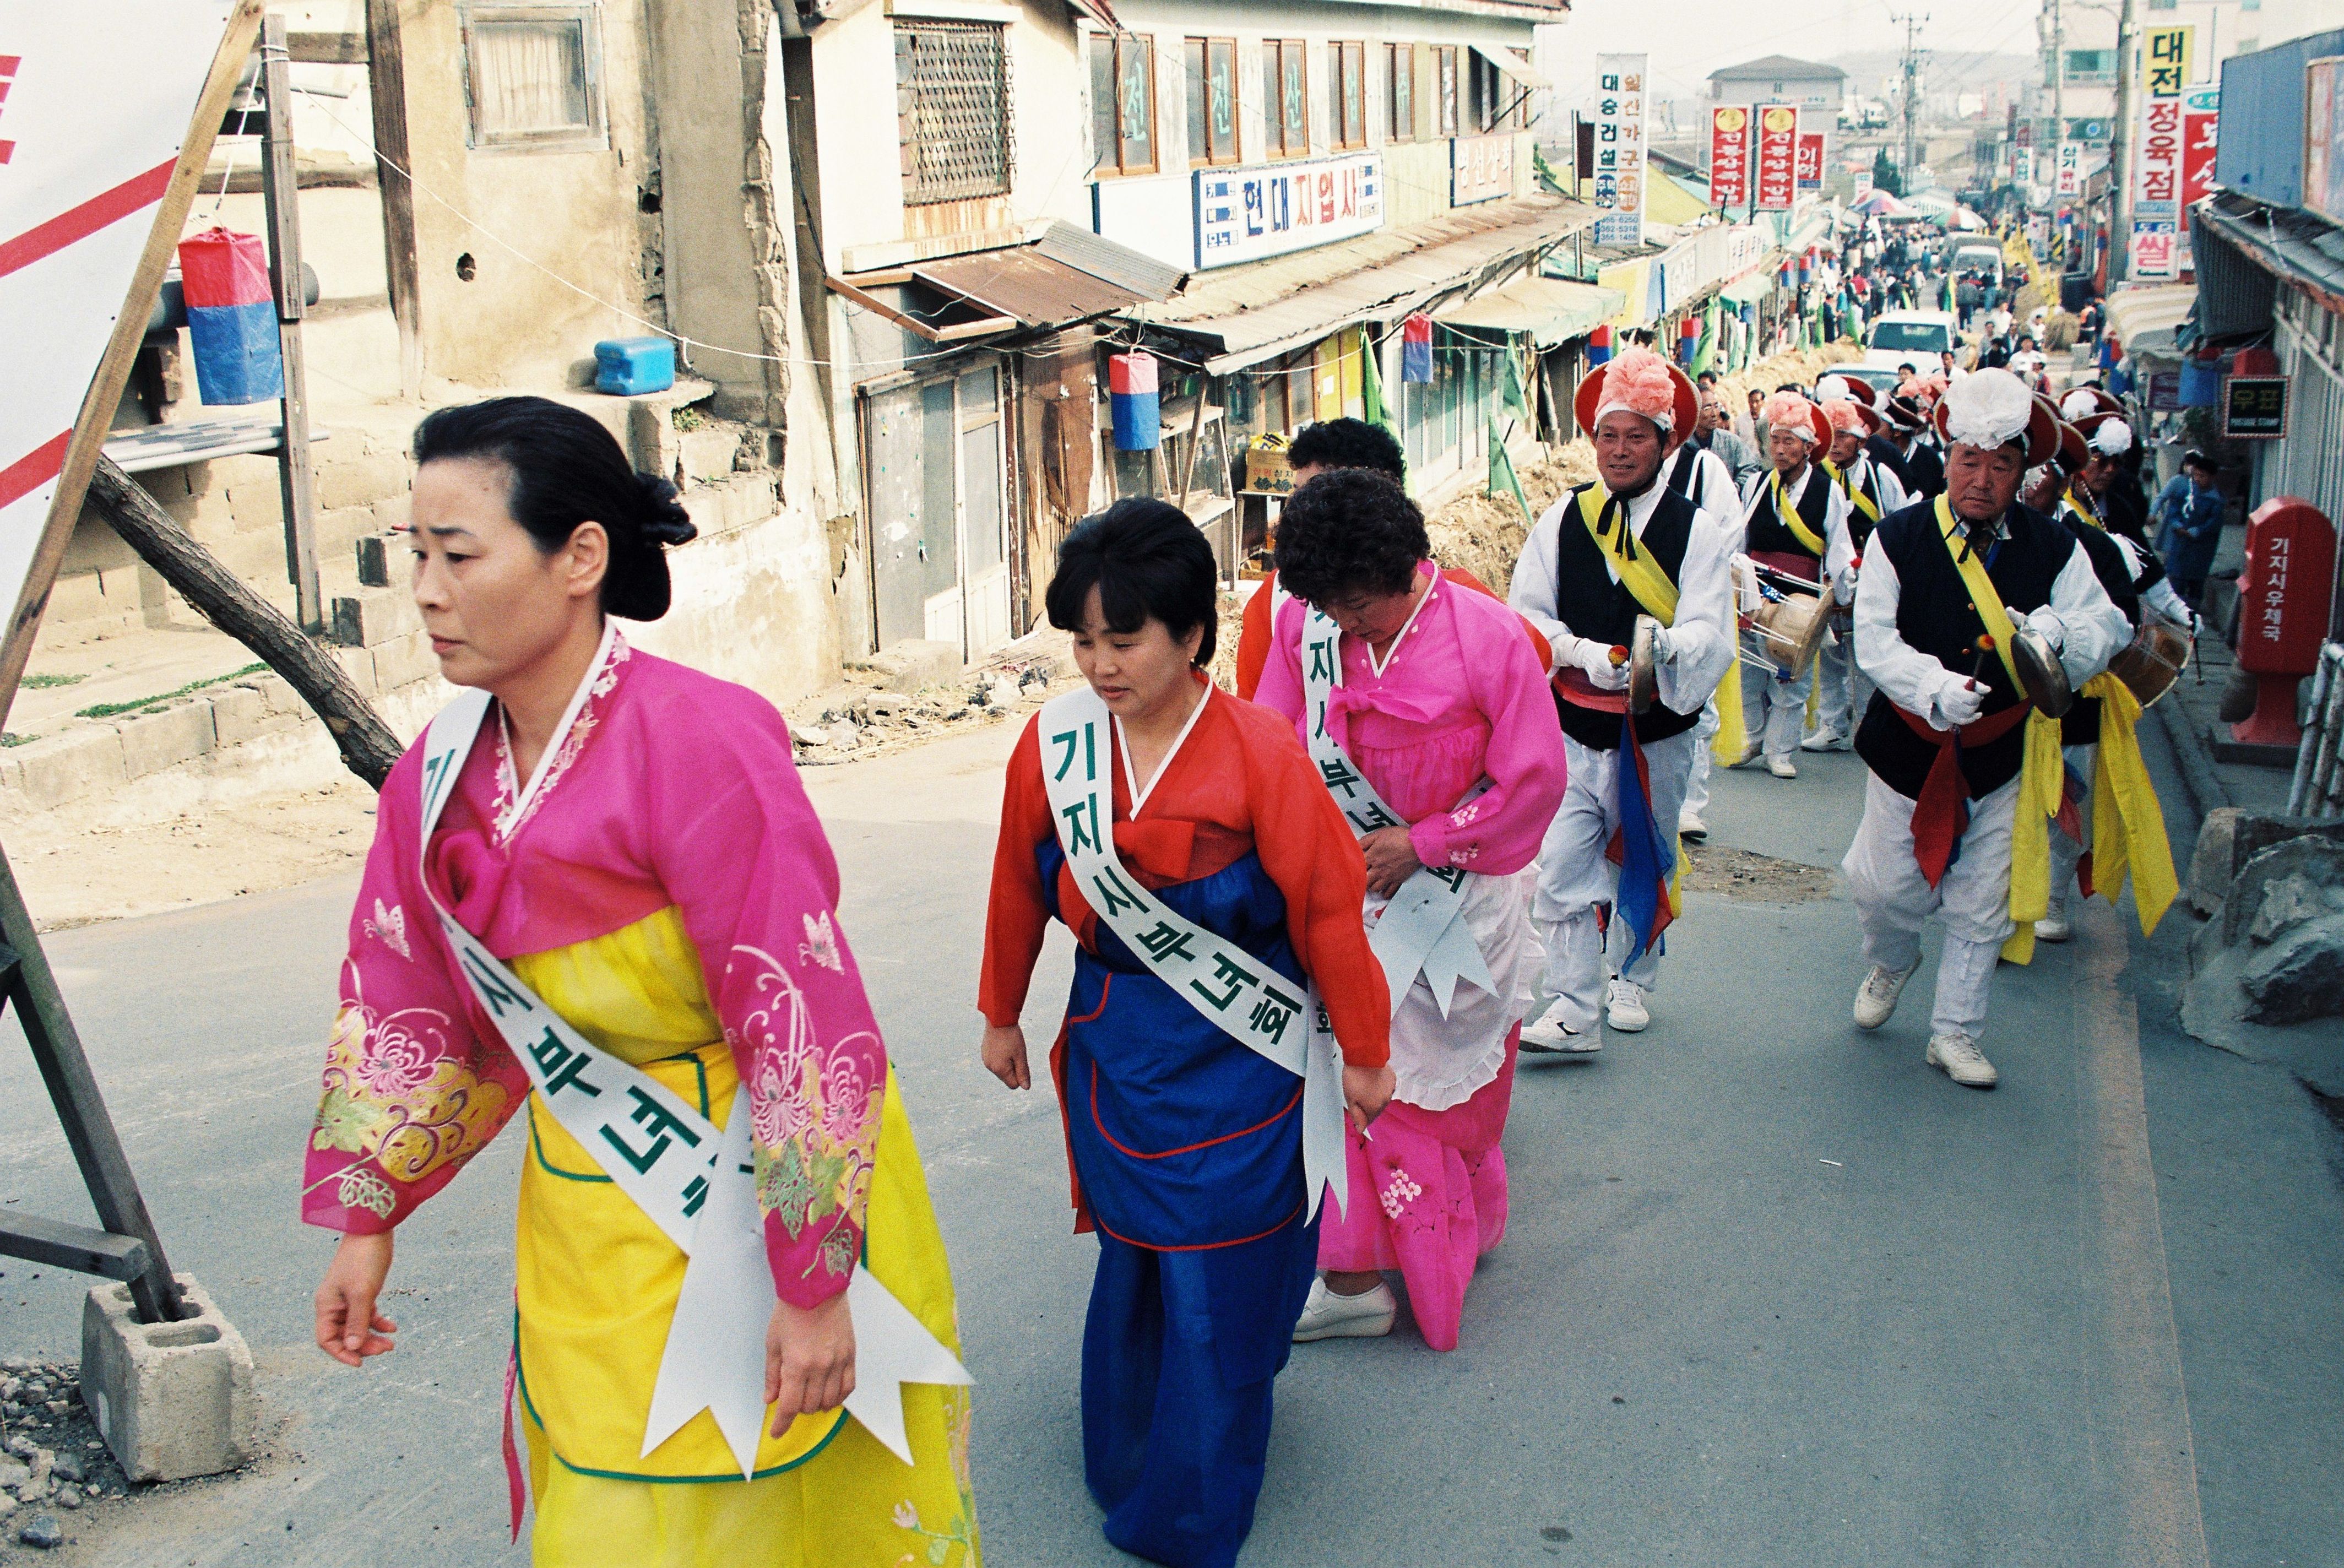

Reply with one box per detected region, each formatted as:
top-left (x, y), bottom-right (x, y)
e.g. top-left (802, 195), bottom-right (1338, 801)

top-left (2104, 283), bottom-right (2198, 359)
top-left (1719, 271), bottom-right (1776, 307)
top-left (1436, 276), bottom-right (1626, 346)
top-left (1471, 44), bottom-right (1551, 91)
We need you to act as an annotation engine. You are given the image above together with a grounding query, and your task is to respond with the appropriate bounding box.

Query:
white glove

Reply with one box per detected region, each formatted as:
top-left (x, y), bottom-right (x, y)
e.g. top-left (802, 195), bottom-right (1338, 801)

top-left (1936, 675), bottom-right (1987, 730)
top-left (2024, 606), bottom-right (2066, 651)
top-left (1565, 634), bottom-right (1630, 690)
top-left (1835, 566), bottom-right (1859, 606)
top-left (1646, 625), bottom-right (1678, 666)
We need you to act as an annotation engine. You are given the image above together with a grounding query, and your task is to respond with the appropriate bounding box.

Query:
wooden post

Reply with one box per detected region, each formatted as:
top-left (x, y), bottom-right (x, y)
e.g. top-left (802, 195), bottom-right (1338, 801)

top-left (260, 14), bottom-right (323, 633)
top-left (365, 0), bottom-right (422, 398)
top-left (0, 0), bottom-right (266, 733)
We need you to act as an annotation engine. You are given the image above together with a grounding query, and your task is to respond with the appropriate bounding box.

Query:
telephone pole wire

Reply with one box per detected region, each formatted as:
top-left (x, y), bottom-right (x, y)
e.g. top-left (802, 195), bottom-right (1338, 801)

top-left (1891, 12), bottom-right (1928, 191)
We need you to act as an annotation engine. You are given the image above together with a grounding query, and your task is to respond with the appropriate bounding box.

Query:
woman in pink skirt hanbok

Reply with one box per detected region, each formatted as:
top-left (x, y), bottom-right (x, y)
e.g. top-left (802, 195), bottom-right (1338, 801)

top-left (1253, 469), bottom-right (1566, 1350)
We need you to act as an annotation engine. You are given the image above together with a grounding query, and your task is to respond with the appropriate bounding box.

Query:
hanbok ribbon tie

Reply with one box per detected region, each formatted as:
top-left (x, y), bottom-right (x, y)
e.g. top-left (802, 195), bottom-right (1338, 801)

top-left (1927, 496), bottom-right (2066, 967)
top-left (1826, 459), bottom-right (1881, 528)
top-left (1771, 470), bottom-right (1828, 556)
top-left (415, 635), bottom-right (970, 1503)
top-left (2077, 671), bottom-right (2179, 936)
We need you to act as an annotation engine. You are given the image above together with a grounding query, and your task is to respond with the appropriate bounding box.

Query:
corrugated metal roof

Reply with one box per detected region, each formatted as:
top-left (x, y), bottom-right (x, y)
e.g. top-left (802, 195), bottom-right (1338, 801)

top-left (1123, 194), bottom-right (1602, 373)
top-left (911, 248), bottom-right (1144, 329)
top-left (2196, 193), bottom-right (2344, 304)
top-left (2215, 31), bottom-right (2344, 210)
top-left (1435, 276), bottom-right (1625, 345)
top-left (1708, 55), bottom-right (1846, 81)
top-left (1034, 221), bottom-right (1186, 302)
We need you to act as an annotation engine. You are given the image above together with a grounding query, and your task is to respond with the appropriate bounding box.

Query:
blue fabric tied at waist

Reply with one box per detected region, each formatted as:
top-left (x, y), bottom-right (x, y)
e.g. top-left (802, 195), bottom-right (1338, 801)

top-left (1040, 843), bottom-right (1307, 1251)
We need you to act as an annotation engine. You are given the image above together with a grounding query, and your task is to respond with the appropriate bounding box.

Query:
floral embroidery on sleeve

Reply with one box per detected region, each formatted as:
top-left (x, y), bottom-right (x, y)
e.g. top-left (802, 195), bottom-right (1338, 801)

top-left (310, 985), bottom-right (513, 1190)
top-left (728, 945), bottom-right (882, 1281)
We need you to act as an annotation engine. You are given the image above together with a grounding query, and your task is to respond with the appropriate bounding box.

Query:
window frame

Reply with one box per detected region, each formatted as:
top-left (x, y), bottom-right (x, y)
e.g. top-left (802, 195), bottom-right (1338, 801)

top-left (899, 19), bottom-right (1015, 204)
top-left (1185, 36), bottom-right (1240, 167)
top-left (1263, 37), bottom-right (1310, 160)
top-left (458, 0), bottom-right (610, 155)
top-left (1385, 42), bottom-right (1415, 144)
top-left (1330, 40), bottom-right (1366, 150)
top-left (1435, 45), bottom-right (1459, 139)
top-left (1090, 31), bottom-right (1158, 178)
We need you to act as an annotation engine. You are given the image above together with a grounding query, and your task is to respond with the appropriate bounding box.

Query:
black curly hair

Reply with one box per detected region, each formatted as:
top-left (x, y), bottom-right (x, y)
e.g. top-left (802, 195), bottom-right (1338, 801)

top-left (1044, 498), bottom-right (1218, 666)
top-left (1272, 469), bottom-right (1427, 606)
top-left (1285, 417), bottom-right (1406, 481)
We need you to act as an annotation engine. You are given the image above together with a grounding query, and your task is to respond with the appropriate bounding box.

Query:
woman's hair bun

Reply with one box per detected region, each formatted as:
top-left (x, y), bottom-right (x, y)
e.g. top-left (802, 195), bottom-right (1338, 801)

top-left (633, 472), bottom-right (698, 548)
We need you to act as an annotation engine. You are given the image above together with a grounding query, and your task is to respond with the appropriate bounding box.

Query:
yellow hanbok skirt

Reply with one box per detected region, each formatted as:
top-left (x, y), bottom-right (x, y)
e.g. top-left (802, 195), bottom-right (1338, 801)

top-left (509, 908), bottom-right (979, 1567)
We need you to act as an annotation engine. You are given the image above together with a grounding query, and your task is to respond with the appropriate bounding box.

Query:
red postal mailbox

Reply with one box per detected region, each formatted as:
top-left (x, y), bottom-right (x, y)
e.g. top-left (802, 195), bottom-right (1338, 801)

top-left (2232, 497), bottom-right (2337, 747)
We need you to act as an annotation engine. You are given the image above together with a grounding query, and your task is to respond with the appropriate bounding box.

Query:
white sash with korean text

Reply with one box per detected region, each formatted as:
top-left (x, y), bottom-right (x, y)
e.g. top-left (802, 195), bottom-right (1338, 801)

top-left (416, 655), bottom-right (967, 1479)
top-left (1037, 684), bottom-right (1348, 1220)
top-left (1298, 606), bottom-right (1496, 1018)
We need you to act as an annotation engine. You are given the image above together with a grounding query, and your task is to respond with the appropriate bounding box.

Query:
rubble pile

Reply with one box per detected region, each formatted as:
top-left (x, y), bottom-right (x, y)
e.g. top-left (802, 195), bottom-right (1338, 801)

top-left (788, 660), bottom-right (1066, 766)
top-left (0, 1357), bottom-right (130, 1550)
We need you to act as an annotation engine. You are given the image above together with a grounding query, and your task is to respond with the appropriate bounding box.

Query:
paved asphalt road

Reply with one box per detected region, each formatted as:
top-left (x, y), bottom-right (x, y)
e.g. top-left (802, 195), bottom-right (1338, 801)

top-left (0, 710), bottom-right (2338, 1567)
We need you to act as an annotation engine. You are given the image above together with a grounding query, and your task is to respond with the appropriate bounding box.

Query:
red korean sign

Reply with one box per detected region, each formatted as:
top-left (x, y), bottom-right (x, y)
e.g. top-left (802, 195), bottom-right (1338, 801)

top-left (1709, 106), bottom-right (1749, 208)
top-left (2181, 86), bottom-right (2220, 207)
top-left (2236, 498), bottom-right (2337, 676)
top-left (1753, 103), bottom-right (1797, 211)
top-left (1794, 131), bottom-right (1824, 190)
top-left (2137, 97), bottom-right (2183, 210)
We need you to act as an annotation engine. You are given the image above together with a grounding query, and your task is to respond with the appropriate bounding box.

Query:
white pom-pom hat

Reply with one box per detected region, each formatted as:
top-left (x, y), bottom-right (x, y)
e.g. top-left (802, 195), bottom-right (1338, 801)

top-left (1933, 368), bottom-right (2059, 465)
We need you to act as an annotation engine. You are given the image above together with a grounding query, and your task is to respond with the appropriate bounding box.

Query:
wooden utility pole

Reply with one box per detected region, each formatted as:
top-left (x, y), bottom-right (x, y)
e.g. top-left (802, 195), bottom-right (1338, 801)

top-left (259, 14), bottom-right (324, 632)
top-left (2107, 0), bottom-right (2141, 284)
top-left (364, 0), bottom-right (423, 397)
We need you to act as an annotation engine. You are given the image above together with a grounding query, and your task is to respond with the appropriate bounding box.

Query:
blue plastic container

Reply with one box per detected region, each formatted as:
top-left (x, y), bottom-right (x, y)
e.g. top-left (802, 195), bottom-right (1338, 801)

top-left (187, 301), bottom-right (284, 406)
top-left (594, 336), bottom-right (676, 396)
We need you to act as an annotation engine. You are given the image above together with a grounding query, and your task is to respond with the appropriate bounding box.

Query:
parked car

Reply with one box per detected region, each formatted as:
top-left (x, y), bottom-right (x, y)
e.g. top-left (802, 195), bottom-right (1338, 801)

top-left (1947, 241), bottom-right (2003, 289)
top-left (1860, 311), bottom-right (1960, 375)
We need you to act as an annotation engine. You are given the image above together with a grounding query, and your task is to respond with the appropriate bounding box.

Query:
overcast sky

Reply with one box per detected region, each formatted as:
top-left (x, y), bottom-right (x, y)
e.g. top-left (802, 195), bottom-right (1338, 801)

top-left (1555, 0), bottom-right (2045, 102)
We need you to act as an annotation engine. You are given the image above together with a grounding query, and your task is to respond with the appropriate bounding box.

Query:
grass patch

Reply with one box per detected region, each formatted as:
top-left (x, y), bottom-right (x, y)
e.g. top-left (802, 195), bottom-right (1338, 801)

top-left (21, 672), bottom-right (85, 689)
top-left (0, 733), bottom-right (30, 747)
top-left (75, 663), bottom-right (267, 720)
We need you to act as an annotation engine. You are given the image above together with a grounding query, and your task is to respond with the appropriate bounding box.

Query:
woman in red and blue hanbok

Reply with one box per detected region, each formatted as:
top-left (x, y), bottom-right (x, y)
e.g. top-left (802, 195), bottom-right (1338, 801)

top-left (979, 500), bottom-right (1391, 1568)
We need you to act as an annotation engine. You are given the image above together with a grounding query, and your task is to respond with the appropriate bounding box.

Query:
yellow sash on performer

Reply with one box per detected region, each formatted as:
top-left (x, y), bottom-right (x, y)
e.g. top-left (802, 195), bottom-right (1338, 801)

top-left (1771, 471), bottom-right (1828, 556)
top-left (1575, 487), bottom-right (1748, 767)
top-left (1931, 497), bottom-right (2061, 966)
top-left (1826, 459), bottom-right (1881, 528)
top-left (2078, 672), bottom-right (2178, 935)
top-left (2064, 486), bottom-right (2101, 530)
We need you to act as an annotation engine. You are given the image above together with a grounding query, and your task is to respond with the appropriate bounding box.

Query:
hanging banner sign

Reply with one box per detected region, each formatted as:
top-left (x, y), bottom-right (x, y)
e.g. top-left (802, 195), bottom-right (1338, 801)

top-left (2056, 141), bottom-right (2083, 198)
top-left (2180, 85), bottom-right (2220, 207)
top-left (1708, 105), bottom-right (1750, 209)
top-left (1195, 152), bottom-right (1383, 269)
top-left (0, 3), bottom-right (246, 707)
top-left (2013, 145), bottom-right (2034, 187)
top-left (1752, 102), bottom-right (1797, 211)
top-left (1794, 131), bottom-right (1824, 192)
top-left (1590, 53), bottom-right (1647, 246)
top-left (2130, 25), bottom-right (2193, 280)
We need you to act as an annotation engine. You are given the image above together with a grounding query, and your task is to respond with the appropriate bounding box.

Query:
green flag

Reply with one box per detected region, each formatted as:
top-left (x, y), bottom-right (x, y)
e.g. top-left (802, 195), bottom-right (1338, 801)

top-left (1692, 301), bottom-right (1721, 377)
top-left (1361, 341), bottom-right (1415, 496)
top-left (1533, 145), bottom-right (1567, 196)
top-left (1489, 416), bottom-right (1534, 524)
top-left (1501, 341), bottom-right (1533, 421)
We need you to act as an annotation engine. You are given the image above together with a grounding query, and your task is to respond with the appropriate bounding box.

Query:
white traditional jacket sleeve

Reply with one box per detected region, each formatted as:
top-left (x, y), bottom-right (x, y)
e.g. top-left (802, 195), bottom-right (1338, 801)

top-left (1657, 509), bottom-right (1739, 715)
top-left (1852, 541), bottom-right (1974, 730)
top-left (1874, 460), bottom-right (1909, 518)
top-left (1821, 477), bottom-right (1857, 601)
top-left (2110, 534), bottom-right (2194, 626)
top-left (1509, 500), bottom-right (1571, 675)
top-left (2037, 540), bottom-right (2130, 686)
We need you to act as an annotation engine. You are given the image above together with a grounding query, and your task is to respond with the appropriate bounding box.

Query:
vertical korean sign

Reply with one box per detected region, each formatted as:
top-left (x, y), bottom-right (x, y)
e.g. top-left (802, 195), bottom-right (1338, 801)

top-left (1752, 102), bottom-right (1797, 211)
top-left (0, 4), bottom-right (242, 694)
top-left (1794, 128), bottom-right (1824, 192)
top-left (2130, 25), bottom-right (2193, 280)
top-left (2055, 141), bottom-right (2082, 198)
top-left (1591, 55), bottom-right (1647, 246)
top-left (1709, 105), bottom-right (1750, 210)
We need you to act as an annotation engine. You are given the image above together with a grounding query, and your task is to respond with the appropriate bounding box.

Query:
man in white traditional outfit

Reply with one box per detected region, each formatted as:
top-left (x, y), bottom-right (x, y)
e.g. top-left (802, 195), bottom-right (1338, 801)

top-left (1510, 348), bottom-right (1737, 1049)
top-left (1842, 370), bottom-right (2129, 1089)
top-left (1733, 391), bottom-right (1854, 778)
top-left (1806, 376), bottom-right (1907, 752)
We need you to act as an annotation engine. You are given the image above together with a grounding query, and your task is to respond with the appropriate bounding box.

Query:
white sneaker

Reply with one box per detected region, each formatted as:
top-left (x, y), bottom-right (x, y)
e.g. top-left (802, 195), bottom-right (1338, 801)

top-left (1678, 811), bottom-right (1709, 843)
top-left (1926, 1031), bottom-right (2000, 1089)
top-left (1853, 959), bottom-right (1919, 1029)
top-left (1292, 1277), bottom-right (1396, 1342)
top-left (1604, 978), bottom-right (1650, 1032)
top-left (1799, 727), bottom-right (1844, 752)
top-left (2034, 911), bottom-right (2071, 943)
top-left (1768, 755), bottom-right (1798, 779)
top-left (1520, 1001), bottom-right (1600, 1054)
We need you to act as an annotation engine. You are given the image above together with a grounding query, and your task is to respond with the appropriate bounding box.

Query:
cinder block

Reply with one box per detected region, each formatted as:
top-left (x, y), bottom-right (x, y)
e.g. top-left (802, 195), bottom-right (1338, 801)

top-left (81, 1274), bottom-right (256, 1484)
top-left (208, 683), bottom-right (297, 748)
top-left (315, 451), bottom-right (410, 513)
top-left (329, 584), bottom-right (421, 648)
top-left (680, 426), bottom-right (740, 485)
top-left (848, 638), bottom-right (961, 693)
top-left (9, 727), bottom-right (127, 807)
top-left (371, 626), bottom-right (442, 690)
top-left (116, 701), bottom-right (216, 777)
top-left (355, 532), bottom-right (400, 588)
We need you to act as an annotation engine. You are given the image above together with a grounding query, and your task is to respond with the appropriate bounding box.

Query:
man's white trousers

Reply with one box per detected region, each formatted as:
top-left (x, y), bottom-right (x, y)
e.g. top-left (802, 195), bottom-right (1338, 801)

top-left (1841, 770), bottom-right (2019, 1039)
top-left (1534, 728), bottom-right (1700, 1033)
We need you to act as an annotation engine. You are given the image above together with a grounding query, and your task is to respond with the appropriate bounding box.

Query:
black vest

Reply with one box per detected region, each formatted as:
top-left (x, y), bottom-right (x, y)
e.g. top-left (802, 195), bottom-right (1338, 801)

top-left (1835, 459), bottom-right (1891, 550)
top-left (1743, 466), bottom-right (1832, 565)
top-left (1664, 444), bottom-right (1712, 509)
top-left (1550, 483), bottom-right (1703, 751)
top-left (2058, 516), bottom-right (2141, 747)
top-left (1853, 501), bottom-right (2079, 799)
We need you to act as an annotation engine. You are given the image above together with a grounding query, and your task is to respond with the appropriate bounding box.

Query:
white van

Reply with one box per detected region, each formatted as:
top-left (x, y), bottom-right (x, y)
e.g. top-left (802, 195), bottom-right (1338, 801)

top-left (1862, 311), bottom-right (1960, 375)
top-left (1949, 242), bottom-right (2004, 287)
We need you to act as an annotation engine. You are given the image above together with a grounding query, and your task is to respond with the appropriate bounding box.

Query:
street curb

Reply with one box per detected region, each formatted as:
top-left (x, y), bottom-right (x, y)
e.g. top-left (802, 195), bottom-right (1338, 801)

top-left (2156, 699), bottom-right (2232, 820)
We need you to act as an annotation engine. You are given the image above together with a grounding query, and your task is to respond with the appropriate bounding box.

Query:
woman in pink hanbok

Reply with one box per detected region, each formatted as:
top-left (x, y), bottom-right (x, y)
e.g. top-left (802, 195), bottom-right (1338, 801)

top-left (302, 398), bottom-right (976, 1566)
top-left (1254, 469), bottom-right (1567, 1350)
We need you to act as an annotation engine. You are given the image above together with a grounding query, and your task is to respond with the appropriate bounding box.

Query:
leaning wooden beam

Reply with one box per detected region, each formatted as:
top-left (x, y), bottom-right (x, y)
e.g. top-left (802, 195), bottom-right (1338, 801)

top-left (85, 454), bottom-right (404, 789)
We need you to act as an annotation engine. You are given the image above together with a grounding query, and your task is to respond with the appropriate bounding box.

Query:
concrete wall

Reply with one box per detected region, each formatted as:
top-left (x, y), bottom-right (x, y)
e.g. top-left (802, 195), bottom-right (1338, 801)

top-left (396, 0), bottom-right (665, 389)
